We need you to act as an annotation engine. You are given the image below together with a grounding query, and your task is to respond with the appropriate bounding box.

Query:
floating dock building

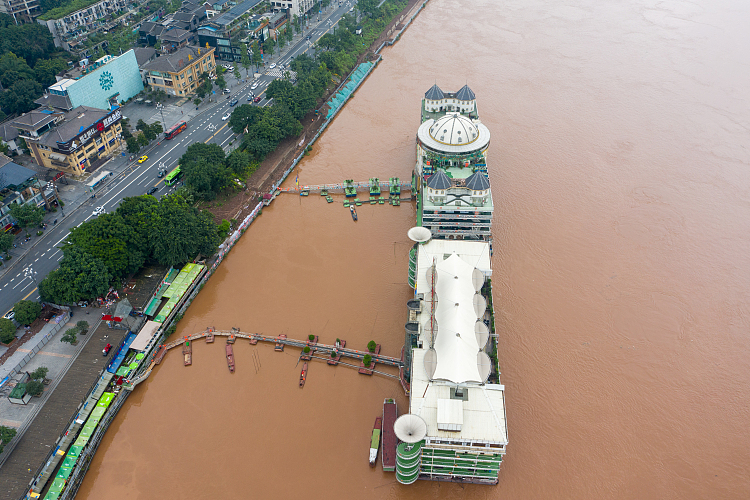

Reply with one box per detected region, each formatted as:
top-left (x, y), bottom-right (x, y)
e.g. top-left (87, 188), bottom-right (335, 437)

top-left (398, 86), bottom-right (508, 485)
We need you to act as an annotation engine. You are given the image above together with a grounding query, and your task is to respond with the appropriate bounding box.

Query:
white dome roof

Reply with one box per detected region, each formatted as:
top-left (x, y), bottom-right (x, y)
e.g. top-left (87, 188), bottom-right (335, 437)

top-left (429, 112), bottom-right (479, 146)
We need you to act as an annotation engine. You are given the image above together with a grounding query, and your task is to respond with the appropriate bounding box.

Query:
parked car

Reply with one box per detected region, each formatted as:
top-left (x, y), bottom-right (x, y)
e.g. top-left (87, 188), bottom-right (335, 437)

top-left (102, 343), bottom-right (112, 356)
top-left (222, 112), bottom-right (231, 120)
top-left (253, 96), bottom-right (262, 103)
top-left (229, 99), bottom-right (238, 106)
top-left (92, 206), bottom-right (106, 216)
top-left (138, 155), bottom-right (148, 163)
top-left (2, 311), bottom-right (14, 321)
top-left (147, 186), bottom-right (158, 195)
top-left (269, 63), bottom-right (276, 69)
top-left (223, 88), bottom-right (231, 94)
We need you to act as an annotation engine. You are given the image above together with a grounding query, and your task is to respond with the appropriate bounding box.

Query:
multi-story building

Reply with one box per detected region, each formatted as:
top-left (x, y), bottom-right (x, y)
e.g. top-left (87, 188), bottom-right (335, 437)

top-left (271, 0), bottom-right (314, 18)
top-left (196, 0), bottom-right (266, 61)
top-left (0, 156), bottom-right (57, 233)
top-left (15, 106), bottom-right (123, 176)
top-left (415, 84), bottom-right (493, 241)
top-left (35, 50), bottom-right (143, 112)
top-left (0, 0), bottom-right (41, 24)
top-left (36, 0), bottom-right (130, 49)
top-left (141, 45), bottom-right (216, 97)
top-left (397, 86), bottom-right (507, 486)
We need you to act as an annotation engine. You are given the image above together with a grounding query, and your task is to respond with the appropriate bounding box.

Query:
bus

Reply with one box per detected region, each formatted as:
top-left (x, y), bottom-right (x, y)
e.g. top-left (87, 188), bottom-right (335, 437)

top-left (165, 121), bottom-right (187, 139)
top-left (164, 166), bottom-right (182, 186)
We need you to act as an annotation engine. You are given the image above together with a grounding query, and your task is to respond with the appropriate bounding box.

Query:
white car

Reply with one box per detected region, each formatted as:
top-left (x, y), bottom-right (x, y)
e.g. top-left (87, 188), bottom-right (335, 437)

top-left (251, 82), bottom-right (259, 90)
top-left (93, 206), bottom-right (106, 216)
top-left (269, 63), bottom-right (276, 69)
top-left (222, 112), bottom-right (231, 121)
top-left (2, 311), bottom-right (14, 321)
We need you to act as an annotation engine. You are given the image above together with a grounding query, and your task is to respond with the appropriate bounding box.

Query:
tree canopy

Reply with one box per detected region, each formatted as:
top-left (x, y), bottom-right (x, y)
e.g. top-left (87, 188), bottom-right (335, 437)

top-left (40, 193), bottom-right (219, 304)
top-left (13, 300), bottom-right (42, 326)
top-left (9, 203), bottom-right (45, 233)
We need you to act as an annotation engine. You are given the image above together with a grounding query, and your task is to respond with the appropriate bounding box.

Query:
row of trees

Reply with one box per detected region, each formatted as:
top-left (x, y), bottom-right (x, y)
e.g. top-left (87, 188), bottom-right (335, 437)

top-left (0, 300), bottom-right (42, 344)
top-left (39, 193), bottom-right (221, 305)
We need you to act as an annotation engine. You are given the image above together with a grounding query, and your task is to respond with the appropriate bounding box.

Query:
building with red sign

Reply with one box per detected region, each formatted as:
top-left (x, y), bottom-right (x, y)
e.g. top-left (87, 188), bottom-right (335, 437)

top-left (15, 106), bottom-right (123, 176)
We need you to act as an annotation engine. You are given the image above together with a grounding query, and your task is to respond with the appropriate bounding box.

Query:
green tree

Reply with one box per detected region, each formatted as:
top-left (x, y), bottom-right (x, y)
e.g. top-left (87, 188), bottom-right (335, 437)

top-left (251, 42), bottom-right (262, 72)
top-left (137, 133), bottom-right (149, 148)
top-left (13, 300), bottom-right (41, 326)
top-left (240, 43), bottom-right (251, 78)
top-left (226, 149), bottom-right (250, 177)
top-left (216, 74), bottom-right (227, 90)
top-left (0, 425), bottom-right (17, 454)
top-left (278, 32), bottom-right (286, 51)
top-left (0, 318), bottom-right (15, 344)
top-left (0, 79), bottom-right (42, 115)
top-left (30, 366), bottom-right (48, 381)
top-left (33, 57), bottom-right (68, 88)
top-left (60, 328), bottom-right (78, 344)
top-left (76, 320), bottom-right (89, 333)
top-left (25, 380), bottom-right (44, 396)
top-left (233, 67), bottom-right (241, 80)
top-left (148, 193), bottom-right (220, 267)
top-left (363, 354), bottom-right (372, 367)
top-left (154, 40), bottom-right (162, 51)
top-left (9, 202), bottom-right (44, 236)
top-left (182, 158), bottom-right (229, 200)
top-left (0, 232), bottom-right (12, 258)
top-left (0, 52), bottom-right (35, 88)
top-left (39, 247), bottom-right (112, 304)
top-left (217, 219), bottom-right (230, 239)
top-left (263, 37), bottom-right (275, 58)
top-left (367, 340), bottom-right (376, 352)
top-left (126, 136), bottom-right (140, 153)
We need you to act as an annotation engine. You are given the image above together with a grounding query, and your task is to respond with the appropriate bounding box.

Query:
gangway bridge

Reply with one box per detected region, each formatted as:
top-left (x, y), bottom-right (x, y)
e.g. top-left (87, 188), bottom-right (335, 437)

top-left (278, 180), bottom-right (413, 195)
top-left (124, 329), bottom-right (404, 390)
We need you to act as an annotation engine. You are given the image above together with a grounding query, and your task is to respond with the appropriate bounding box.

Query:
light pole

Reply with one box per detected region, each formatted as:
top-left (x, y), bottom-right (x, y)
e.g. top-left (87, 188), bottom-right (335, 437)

top-left (156, 103), bottom-right (166, 129)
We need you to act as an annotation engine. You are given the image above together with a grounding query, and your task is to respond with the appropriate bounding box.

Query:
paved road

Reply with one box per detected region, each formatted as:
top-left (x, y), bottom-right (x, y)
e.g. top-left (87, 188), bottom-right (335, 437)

top-left (0, 1), bottom-right (357, 318)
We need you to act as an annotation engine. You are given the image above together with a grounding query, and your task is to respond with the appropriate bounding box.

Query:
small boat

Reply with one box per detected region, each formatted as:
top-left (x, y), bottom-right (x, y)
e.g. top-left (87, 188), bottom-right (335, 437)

top-left (370, 417), bottom-right (382, 467)
top-left (320, 188), bottom-right (328, 196)
top-left (299, 362), bottom-right (308, 388)
top-left (226, 344), bottom-right (235, 373)
top-left (382, 399), bottom-right (398, 471)
top-left (325, 195), bottom-right (334, 203)
top-left (300, 190), bottom-right (310, 196)
top-left (350, 205), bottom-right (358, 221)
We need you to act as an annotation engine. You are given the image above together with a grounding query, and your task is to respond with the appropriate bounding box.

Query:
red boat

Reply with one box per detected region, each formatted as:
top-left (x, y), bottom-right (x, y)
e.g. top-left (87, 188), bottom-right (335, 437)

top-left (226, 344), bottom-right (235, 372)
top-left (299, 362), bottom-right (308, 388)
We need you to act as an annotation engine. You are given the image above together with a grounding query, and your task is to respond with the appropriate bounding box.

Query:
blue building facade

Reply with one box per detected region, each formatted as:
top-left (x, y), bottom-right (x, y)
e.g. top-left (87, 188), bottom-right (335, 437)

top-left (49, 50), bottom-right (143, 111)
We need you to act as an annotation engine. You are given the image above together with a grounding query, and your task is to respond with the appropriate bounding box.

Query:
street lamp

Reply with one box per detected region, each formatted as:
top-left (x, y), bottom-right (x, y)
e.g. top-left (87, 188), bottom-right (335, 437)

top-left (156, 103), bottom-right (166, 129)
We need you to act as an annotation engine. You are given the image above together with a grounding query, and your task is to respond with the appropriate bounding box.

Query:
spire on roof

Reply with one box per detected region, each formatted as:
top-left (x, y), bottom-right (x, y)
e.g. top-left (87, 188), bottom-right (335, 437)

top-left (455, 84), bottom-right (475, 101)
top-left (425, 84), bottom-right (444, 100)
top-left (426, 170), bottom-right (451, 190)
top-left (465, 171), bottom-right (490, 191)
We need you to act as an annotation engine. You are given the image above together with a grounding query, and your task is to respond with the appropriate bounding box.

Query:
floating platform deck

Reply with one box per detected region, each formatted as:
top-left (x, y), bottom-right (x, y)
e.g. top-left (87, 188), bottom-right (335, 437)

top-left (382, 399), bottom-right (398, 472)
top-left (226, 344), bottom-right (235, 372)
top-left (279, 180), bottom-right (412, 196)
top-left (328, 340), bottom-right (346, 365)
top-left (275, 334), bottom-right (287, 352)
top-left (153, 345), bottom-right (167, 365)
top-left (182, 337), bottom-right (192, 366)
top-left (206, 327), bottom-right (215, 343)
top-left (300, 335), bottom-right (318, 361)
top-left (359, 344), bottom-right (381, 375)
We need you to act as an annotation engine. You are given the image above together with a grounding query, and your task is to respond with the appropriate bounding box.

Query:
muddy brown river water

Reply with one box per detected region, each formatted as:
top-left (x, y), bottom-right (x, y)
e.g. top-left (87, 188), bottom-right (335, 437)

top-left (77, 0), bottom-right (750, 498)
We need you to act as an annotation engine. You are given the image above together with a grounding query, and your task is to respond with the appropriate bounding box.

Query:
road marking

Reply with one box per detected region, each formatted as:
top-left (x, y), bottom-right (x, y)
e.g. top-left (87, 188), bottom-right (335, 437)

top-left (34, 258), bottom-right (38, 262)
top-left (22, 287), bottom-right (37, 300)
top-left (13, 279), bottom-right (27, 289)
top-left (53, 233), bottom-right (69, 246)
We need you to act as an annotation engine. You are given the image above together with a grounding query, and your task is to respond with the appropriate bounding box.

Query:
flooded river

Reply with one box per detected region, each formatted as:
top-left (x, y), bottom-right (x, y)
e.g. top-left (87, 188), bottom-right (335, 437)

top-left (77, 0), bottom-right (750, 498)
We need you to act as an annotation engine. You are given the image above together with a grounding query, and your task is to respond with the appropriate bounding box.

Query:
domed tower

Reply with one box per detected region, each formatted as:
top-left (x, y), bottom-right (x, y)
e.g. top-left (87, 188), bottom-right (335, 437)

top-left (415, 86), bottom-right (492, 241)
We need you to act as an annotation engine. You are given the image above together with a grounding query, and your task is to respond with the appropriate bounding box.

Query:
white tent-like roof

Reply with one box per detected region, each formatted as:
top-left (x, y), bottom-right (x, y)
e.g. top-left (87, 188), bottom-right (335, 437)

top-left (129, 320), bottom-right (161, 352)
top-left (432, 254), bottom-right (483, 384)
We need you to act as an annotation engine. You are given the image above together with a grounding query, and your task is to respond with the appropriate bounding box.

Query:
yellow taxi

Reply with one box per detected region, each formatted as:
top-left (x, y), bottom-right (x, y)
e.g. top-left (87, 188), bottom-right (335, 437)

top-left (138, 155), bottom-right (148, 163)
